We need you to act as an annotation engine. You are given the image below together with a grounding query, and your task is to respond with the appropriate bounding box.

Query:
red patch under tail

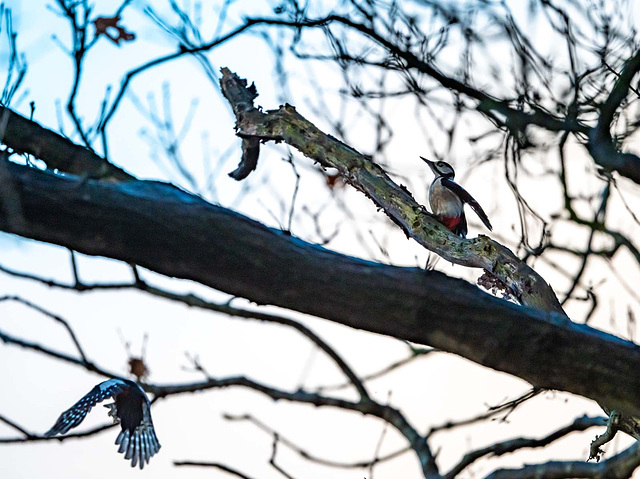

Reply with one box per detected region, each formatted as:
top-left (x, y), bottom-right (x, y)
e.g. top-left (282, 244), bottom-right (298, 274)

top-left (437, 215), bottom-right (466, 237)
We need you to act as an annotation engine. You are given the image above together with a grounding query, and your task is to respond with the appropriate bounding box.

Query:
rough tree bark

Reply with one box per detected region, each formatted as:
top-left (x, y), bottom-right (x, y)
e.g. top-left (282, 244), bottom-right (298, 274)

top-left (2, 150), bottom-right (640, 422)
top-left (0, 106), bottom-right (132, 181)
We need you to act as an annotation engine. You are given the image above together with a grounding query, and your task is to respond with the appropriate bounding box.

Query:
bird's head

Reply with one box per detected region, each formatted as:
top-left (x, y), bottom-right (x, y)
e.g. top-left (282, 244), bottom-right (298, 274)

top-left (420, 157), bottom-right (455, 179)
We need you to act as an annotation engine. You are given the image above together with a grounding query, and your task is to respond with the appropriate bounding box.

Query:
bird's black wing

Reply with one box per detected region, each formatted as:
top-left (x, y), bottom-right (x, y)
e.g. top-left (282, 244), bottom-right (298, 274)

top-left (441, 178), bottom-right (493, 231)
top-left (45, 379), bottom-right (126, 437)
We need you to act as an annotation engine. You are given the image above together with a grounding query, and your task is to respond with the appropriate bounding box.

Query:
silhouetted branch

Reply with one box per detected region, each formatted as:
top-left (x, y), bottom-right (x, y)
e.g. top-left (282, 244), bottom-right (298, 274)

top-left (0, 414), bottom-right (34, 438)
top-left (0, 295), bottom-right (90, 363)
top-left (269, 433), bottom-right (295, 479)
top-left (0, 421), bottom-right (115, 443)
top-left (0, 326), bottom-right (118, 378)
top-left (223, 413), bottom-right (410, 469)
top-left (588, 50), bottom-right (640, 183)
top-left (446, 415), bottom-right (607, 478)
top-left (153, 376), bottom-right (439, 477)
top-left (484, 441), bottom-right (640, 479)
top-left (427, 388), bottom-right (544, 438)
top-left (316, 343), bottom-right (435, 394)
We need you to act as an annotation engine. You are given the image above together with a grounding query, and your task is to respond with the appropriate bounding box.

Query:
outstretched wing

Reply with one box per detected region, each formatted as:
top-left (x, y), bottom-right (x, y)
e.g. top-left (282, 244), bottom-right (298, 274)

top-left (441, 178), bottom-right (493, 231)
top-left (115, 401), bottom-right (161, 469)
top-left (45, 379), bottom-right (126, 437)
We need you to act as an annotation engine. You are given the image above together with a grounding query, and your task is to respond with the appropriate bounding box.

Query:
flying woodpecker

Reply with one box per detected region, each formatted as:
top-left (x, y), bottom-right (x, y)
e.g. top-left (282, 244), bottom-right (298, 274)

top-left (420, 157), bottom-right (493, 238)
top-left (45, 378), bottom-right (161, 469)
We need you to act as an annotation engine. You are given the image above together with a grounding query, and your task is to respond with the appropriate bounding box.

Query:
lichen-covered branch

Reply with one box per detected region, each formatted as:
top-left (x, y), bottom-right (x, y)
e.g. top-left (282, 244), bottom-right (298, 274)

top-left (220, 67), bottom-right (564, 314)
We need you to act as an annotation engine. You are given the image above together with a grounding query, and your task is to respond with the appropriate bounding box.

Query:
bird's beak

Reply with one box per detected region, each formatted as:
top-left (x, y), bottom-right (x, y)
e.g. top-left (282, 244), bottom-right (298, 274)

top-left (420, 156), bottom-right (437, 174)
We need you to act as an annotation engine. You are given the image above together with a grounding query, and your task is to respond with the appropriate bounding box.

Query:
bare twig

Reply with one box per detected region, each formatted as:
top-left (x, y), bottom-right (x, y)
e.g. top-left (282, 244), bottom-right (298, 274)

top-left (0, 418), bottom-right (114, 443)
top-left (0, 414), bottom-right (34, 438)
top-left (316, 344), bottom-right (435, 393)
top-left (223, 413), bottom-right (410, 470)
top-left (0, 295), bottom-right (90, 363)
top-left (270, 434), bottom-right (295, 479)
top-left (428, 388), bottom-right (543, 438)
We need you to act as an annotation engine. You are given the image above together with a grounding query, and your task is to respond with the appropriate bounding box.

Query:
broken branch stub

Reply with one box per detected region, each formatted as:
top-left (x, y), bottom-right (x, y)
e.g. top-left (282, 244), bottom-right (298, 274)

top-left (220, 67), bottom-right (263, 180)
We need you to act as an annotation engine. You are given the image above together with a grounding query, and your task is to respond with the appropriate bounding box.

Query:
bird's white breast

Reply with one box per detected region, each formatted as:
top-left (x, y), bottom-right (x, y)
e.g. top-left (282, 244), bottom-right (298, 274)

top-left (429, 178), bottom-right (463, 216)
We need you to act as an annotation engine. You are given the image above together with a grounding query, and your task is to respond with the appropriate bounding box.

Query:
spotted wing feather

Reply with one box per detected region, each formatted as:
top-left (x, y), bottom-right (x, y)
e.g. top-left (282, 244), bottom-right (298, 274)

top-left (441, 178), bottom-right (493, 231)
top-left (44, 379), bottom-right (126, 437)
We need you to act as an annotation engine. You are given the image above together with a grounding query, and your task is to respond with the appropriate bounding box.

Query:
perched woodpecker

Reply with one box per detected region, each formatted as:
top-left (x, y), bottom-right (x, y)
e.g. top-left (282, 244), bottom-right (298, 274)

top-left (45, 378), bottom-right (160, 469)
top-left (421, 157), bottom-right (493, 238)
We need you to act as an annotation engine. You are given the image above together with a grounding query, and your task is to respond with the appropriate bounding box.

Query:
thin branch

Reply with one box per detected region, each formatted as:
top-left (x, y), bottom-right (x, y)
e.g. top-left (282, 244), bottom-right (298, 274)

top-left (484, 441), bottom-right (640, 479)
top-left (588, 49), bottom-right (640, 183)
top-left (55, 0), bottom-right (93, 148)
top-left (427, 388), bottom-right (543, 438)
top-left (0, 295), bottom-right (90, 363)
top-left (316, 344), bottom-right (435, 393)
top-left (0, 414), bottom-right (34, 438)
top-left (270, 434), bottom-right (295, 479)
top-left (445, 415), bottom-right (607, 478)
top-left (0, 264), bottom-right (370, 401)
top-left (370, 401), bottom-right (391, 479)
top-left (285, 153), bottom-right (300, 233)
top-left (0, 421), bottom-right (114, 443)
top-left (0, 326), bottom-right (118, 378)
top-left (134, 288), bottom-right (371, 402)
top-left (223, 413), bottom-right (410, 469)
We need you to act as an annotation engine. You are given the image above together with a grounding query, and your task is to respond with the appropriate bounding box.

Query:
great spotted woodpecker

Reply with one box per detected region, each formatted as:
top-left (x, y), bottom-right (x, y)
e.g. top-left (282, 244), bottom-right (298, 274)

top-left (45, 378), bottom-right (160, 469)
top-left (421, 157), bottom-right (493, 238)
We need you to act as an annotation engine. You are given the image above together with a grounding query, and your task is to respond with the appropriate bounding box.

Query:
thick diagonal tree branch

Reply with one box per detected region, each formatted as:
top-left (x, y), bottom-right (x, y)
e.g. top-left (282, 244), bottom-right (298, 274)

top-left (0, 106), bottom-right (132, 181)
top-left (2, 162), bottom-right (640, 418)
top-left (220, 67), bottom-right (563, 314)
